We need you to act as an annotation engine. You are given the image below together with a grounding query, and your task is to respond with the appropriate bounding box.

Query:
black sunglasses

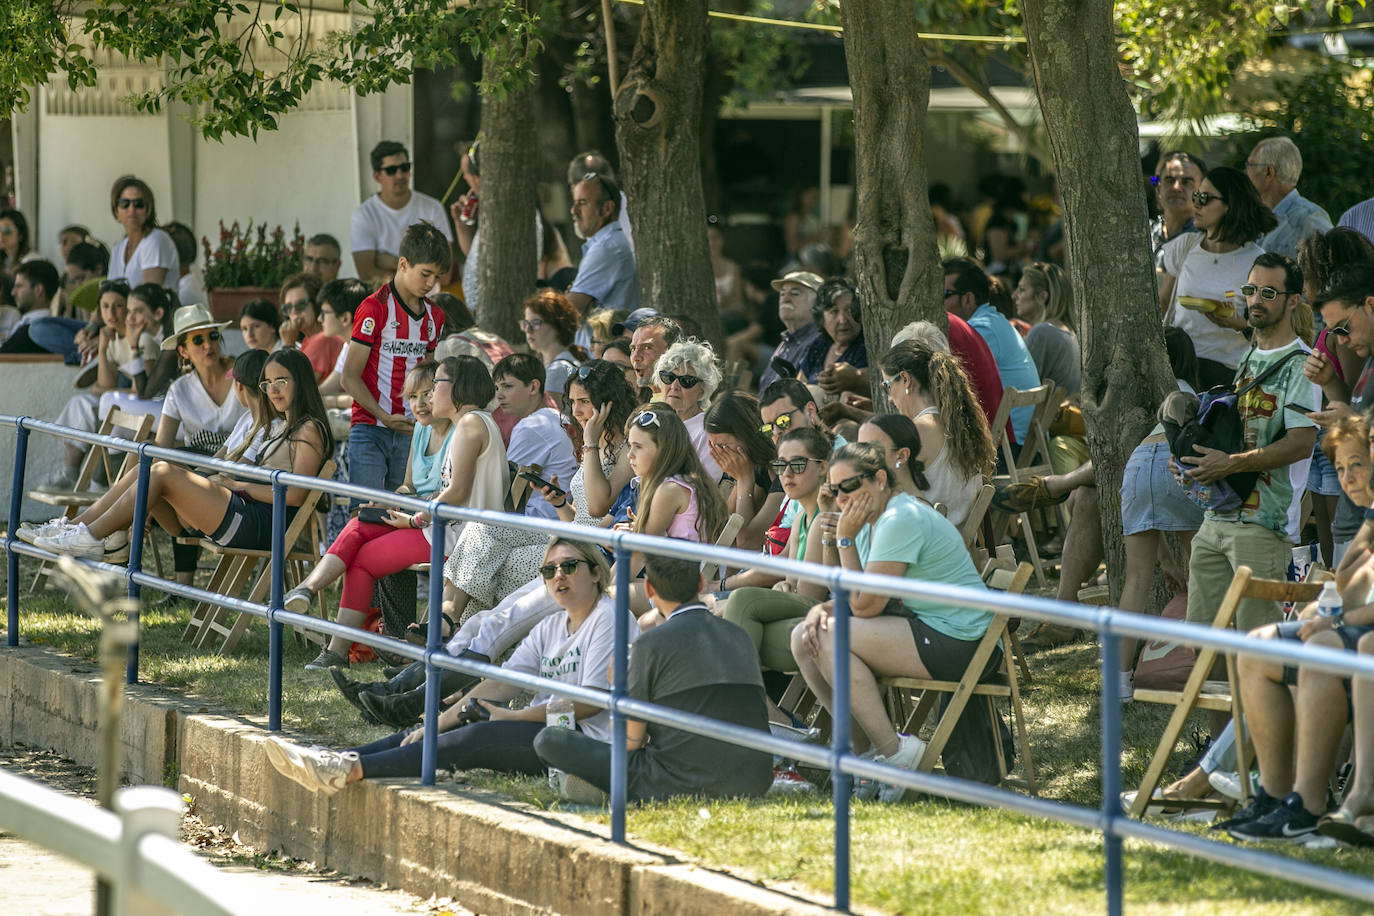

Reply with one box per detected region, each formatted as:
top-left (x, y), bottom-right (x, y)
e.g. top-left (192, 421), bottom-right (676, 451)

top-left (539, 558), bottom-right (587, 580)
top-left (98, 279), bottom-right (131, 296)
top-left (658, 370), bottom-right (702, 389)
top-left (769, 457), bottom-right (822, 475)
top-left (116, 197), bottom-right (147, 210)
top-left (380, 162), bottom-right (412, 176)
top-left (1329, 316), bottom-right (1354, 339)
top-left (1191, 190), bottom-right (1224, 207)
top-left (182, 329), bottom-right (222, 347)
top-left (759, 410), bottom-right (797, 436)
top-left (1240, 284), bottom-right (1295, 301)
top-left (575, 363), bottom-right (598, 380)
top-left (823, 472), bottom-right (873, 497)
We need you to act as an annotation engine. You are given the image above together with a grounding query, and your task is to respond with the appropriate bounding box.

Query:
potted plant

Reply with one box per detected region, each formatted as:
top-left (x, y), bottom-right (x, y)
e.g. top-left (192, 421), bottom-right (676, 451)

top-left (202, 221), bottom-right (305, 321)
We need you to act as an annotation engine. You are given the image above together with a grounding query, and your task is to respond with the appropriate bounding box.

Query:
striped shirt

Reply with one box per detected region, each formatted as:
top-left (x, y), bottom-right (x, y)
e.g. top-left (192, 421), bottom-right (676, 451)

top-left (349, 282), bottom-right (444, 427)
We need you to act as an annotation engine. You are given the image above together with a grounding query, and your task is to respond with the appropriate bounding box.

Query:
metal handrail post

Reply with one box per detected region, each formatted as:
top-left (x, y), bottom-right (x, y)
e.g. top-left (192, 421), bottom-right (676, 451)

top-left (125, 451), bottom-right (152, 685)
top-left (831, 585), bottom-right (851, 914)
top-left (1101, 626), bottom-right (1123, 916)
top-left (6, 422), bottom-right (29, 647)
top-left (421, 500), bottom-right (445, 787)
top-left (267, 473), bottom-right (286, 731)
top-left (610, 540), bottom-right (630, 843)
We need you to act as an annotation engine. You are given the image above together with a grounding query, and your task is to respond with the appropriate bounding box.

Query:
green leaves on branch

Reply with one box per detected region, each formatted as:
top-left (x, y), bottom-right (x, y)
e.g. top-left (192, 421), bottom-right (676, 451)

top-left (0, 0), bottom-right (541, 140)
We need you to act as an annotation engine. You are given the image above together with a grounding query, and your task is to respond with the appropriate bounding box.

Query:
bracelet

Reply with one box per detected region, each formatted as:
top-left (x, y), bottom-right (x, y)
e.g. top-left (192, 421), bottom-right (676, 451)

top-left (552, 497), bottom-right (569, 508)
top-left (581, 444), bottom-right (600, 452)
top-left (822, 538), bottom-right (837, 548)
top-left (410, 515), bottom-right (418, 529)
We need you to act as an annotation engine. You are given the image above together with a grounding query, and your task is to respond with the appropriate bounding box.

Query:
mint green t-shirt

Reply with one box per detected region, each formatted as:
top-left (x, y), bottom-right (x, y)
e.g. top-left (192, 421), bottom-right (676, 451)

top-left (854, 492), bottom-right (991, 641)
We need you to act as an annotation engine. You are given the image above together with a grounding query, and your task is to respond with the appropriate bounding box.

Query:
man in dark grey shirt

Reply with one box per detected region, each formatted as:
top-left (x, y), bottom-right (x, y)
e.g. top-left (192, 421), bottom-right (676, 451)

top-left (534, 555), bottom-right (772, 801)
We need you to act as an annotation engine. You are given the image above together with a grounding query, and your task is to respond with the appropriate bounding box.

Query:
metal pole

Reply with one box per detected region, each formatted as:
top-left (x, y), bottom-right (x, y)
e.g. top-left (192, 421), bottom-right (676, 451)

top-left (421, 501), bottom-right (445, 787)
top-left (600, 0), bottom-right (620, 99)
top-left (96, 614), bottom-right (138, 916)
top-left (1101, 629), bottom-right (1123, 916)
top-left (125, 453), bottom-right (151, 685)
top-left (831, 586), bottom-right (852, 914)
top-left (610, 541), bottom-right (630, 843)
top-left (268, 474), bottom-right (286, 732)
top-left (6, 423), bottom-right (29, 647)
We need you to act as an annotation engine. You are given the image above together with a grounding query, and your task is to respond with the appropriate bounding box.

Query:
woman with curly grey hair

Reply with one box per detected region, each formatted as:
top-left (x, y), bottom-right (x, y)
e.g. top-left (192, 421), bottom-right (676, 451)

top-left (654, 338), bottom-right (724, 480)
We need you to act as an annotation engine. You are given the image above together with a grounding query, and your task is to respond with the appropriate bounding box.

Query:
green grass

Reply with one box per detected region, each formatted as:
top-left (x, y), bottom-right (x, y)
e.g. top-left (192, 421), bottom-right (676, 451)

top-left (3, 557), bottom-right (1373, 913)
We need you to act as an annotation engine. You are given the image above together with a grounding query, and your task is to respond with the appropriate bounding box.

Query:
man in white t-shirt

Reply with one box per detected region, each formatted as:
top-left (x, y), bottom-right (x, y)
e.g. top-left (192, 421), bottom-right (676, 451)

top-left (493, 352), bottom-right (578, 519)
top-left (351, 140), bottom-right (454, 287)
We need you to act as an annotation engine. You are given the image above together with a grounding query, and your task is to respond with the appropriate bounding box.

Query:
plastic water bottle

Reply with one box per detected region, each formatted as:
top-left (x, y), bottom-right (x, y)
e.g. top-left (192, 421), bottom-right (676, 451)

top-left (1317, 581), bottom-right (1342, 621)
top-left (545, 695), bottom-right (575, 790)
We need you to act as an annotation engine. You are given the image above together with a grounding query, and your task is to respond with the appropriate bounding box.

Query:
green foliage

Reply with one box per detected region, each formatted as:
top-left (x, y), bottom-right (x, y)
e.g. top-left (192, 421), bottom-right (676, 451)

top-left (201, 220), bottom-right (305, 289)
top-left (713, 3), bottom-right (810, 109)
top-left (1227, 62), bottom-right (1374, 217)
top-left (0, 0), bottom-right (542, 140)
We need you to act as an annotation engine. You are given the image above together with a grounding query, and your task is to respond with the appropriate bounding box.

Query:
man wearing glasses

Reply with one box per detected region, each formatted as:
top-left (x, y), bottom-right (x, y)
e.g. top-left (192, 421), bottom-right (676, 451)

top-left (303, 233), bottom-right (343, 285)
top-left (351, 140), bottom-right (454, 287)
top-left (1245, 137), bottom-right (1332, 260)
top-left (567, 172), bottom-right (639, 317)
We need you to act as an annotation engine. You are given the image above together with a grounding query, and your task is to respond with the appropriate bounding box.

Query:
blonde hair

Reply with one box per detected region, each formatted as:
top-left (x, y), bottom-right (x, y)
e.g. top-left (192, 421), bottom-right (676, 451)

top-left (1290, 300), bottom-right (1315, 346)
top-left (1322, 415), bottom-right (1368, 462)
top-left (880, 342), bottom-right (996, 480)
top-left (626, 403), bottom-right (728, 543)
top-left (1020, 262), bottom-right (1073, 331)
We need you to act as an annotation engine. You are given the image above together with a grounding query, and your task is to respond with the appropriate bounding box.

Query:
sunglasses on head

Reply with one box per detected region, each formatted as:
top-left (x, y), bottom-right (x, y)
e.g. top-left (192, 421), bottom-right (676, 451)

top-left (182, 329), bottom-right (222, 347)
top-left (634, 410), bottom-right (662, 429)
top-left (1240, 284), bottom-right (1294, 301)
top-left (98, 279), bottom-right (131, 296)
top-left (770, 457), bottom-right (822, 475)
top-left (1191, 190), bottom-right (1224, 207)
top-left (116, 197), bottom-right (147, 210)
top-left (759, 410), bottom-right (798, 436)
top-left (575, 363), bottom-right (598, 380)
top-left (380, 162), bottom-right (412, 176)
top-left (823, 472), bottom-right (873, 497)
top-left (658, 370), bottom-right (701, 389)
top-left (539, 558), bottom-right (586, 580)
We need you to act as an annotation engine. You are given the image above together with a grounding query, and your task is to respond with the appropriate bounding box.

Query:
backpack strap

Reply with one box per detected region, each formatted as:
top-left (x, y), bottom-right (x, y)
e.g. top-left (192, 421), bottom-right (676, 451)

top-left (1235, 347), bottom-right (1306, 398)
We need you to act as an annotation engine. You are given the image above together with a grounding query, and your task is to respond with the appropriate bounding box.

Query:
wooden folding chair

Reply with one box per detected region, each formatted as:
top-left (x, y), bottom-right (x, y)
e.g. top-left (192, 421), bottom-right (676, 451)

top-left (505, 462), bottom-right (534, 515)
top-left (989, 384), bottom-right (1065, 587)
top-left (960, 482), bottom-right (996, 552)
top-left (1127, 566), bottom-right (1323, 818)
top-left (879, 562), bottom-right (1037, 793)
top-left (182, 460), bottom-right (336, 654)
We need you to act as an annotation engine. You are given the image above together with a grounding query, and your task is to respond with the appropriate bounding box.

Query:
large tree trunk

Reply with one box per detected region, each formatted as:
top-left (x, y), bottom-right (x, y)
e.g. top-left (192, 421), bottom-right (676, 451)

top-left (613, 0), bottom-right (721, 347)
top-left (1021, 0), bottom-right (1175, 603)
top-left (477, 42), bottom-right (540, 345)
top-left (839, 0), bottom-right (946, 389)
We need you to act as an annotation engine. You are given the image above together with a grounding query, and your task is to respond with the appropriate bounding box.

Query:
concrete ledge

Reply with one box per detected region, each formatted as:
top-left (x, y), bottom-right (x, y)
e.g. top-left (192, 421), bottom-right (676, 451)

top-left (0, 645), bottom-right (837, 916)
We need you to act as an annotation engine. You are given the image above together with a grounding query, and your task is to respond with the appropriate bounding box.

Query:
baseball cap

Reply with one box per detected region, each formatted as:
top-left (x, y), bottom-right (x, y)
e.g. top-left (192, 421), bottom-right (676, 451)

top-left (771, 270), bottom-right (824, 293)
top-left (612, 307), bottom-right (661, 336)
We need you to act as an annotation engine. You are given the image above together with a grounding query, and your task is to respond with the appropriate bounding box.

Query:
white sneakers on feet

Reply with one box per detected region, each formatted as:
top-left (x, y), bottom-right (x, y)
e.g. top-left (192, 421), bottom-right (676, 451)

top-left (35, 523), bottom-right (106, 559)
top-left (16, 517), bottom-right (73, 545)
top-left (875, 733), bottom-right (929, 803)
top-left (263, 735), bottom-right (358, 795)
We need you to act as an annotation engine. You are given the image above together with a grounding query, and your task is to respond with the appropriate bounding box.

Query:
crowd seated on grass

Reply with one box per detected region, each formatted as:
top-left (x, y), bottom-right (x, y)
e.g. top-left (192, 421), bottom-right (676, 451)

top-left (21, 141), bottom-right (1374, 842)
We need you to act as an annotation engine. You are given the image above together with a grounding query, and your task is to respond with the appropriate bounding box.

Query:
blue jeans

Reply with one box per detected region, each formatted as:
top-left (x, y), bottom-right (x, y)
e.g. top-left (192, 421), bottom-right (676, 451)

top-left (347, 422), bottom-right (411, 505)
top-left (0, 316), bottom-right (87, 364)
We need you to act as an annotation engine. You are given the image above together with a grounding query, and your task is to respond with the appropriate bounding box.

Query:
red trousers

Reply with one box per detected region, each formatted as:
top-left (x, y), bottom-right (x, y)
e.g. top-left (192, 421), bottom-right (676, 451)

top-left (328, 519), bottom-right (433, 610)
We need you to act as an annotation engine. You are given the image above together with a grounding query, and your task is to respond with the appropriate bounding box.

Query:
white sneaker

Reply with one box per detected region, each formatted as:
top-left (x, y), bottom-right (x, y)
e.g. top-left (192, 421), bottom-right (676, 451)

top-left (263, 735), bottom-right (357, 795)
top-left (767, 765), bottom-right (817, 797)
top-left (1207, 769), bottom-right (1259, 802)
top-left (16, 517), bottom-right (72, 544)
top-left (35, 524), bottom-right (105, 559)
top-left (876, 733), bottom-right (929, 803)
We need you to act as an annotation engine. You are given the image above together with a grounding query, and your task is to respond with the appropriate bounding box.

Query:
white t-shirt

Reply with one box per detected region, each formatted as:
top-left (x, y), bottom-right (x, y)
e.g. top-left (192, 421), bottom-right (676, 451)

top-left (178, 270), bottom-right (206, 307)
top-left (110, 229), bottom-right (180, 291)
top-left (1162, 233), bottom-right (1264, 368)
top-left (502, 594), bottom-right (638, 742)
top-left (350, 192), bottom-right (453, 257)
top-left (507, 407), bottom-right (578, 519)
top-left (161, 372), bottom-right (247, 441)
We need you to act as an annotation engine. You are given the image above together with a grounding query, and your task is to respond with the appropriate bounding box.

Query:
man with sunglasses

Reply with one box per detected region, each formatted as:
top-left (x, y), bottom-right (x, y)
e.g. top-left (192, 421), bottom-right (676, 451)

top-left (567, 172), bottom-right (639, 317)
top-left (1245, 137), bottom-right (1332, 261)
top-left (351, 140), bottom-right (454, 287)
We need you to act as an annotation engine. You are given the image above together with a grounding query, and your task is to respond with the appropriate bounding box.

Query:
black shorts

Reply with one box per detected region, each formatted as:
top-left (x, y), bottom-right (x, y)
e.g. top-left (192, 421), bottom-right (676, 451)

top-left (1277, 618), bottom-right (1374, 690)
top-left (906, 614), bottom-right (1001, 682)
top-left (209, 491), bottom-right (295, 550)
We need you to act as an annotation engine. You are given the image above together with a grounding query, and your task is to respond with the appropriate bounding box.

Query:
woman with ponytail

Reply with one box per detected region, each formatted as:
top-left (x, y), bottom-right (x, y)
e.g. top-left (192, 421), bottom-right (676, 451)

top-left (878, 342), bottom-right (994, 527)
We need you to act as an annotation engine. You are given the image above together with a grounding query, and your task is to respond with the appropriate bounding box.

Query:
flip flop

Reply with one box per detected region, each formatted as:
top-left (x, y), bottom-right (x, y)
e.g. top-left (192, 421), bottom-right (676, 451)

top-left (1317, 811), bottom-right (1374, 847)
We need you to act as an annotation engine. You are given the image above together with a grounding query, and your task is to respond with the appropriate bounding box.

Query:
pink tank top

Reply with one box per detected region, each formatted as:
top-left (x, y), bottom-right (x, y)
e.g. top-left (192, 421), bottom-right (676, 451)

top-left (664, 476), bottom-right (701, 541)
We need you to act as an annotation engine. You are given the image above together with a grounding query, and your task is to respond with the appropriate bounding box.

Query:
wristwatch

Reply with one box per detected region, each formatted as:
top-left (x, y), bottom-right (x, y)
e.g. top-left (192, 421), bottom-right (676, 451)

top-left (837, 537), bottom-right (855, 549)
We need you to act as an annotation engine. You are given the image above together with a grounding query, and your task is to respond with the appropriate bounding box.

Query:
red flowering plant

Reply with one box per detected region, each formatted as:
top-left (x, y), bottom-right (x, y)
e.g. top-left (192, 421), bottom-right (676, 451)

top-left (201, 221), bottom-right (305, 289)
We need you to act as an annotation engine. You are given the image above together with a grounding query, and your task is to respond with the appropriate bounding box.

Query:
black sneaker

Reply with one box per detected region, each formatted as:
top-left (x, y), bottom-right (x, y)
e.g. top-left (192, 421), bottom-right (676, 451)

top-left (329, 667), bottom-right (381, 725)
top-left (1228, 792), bottom-right (1320, 843)
top-left (1211, 785), bottom-right (1279, 831)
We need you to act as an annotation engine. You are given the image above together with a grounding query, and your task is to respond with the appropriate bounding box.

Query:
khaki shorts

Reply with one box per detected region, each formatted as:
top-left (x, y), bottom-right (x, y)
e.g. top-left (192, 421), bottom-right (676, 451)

top-left (1185, 517), bottom-right (1290, 633)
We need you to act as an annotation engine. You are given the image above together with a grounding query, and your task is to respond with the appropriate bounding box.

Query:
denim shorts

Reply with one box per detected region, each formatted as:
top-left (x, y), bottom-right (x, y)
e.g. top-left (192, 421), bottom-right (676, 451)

top-left (1120, 439), bottom-right (1205, 535)
top-left (1307, 432), bottom-right (1342, 497)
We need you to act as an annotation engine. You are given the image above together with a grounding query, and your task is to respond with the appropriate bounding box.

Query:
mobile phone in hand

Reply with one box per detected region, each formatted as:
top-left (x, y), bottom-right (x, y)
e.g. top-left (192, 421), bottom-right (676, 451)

top-left (1283, 402), bottom-right (1314, 415)
top-left (357, 506), bottom-right (390, 525)
top-left (518, 470), bottom-right (564, 498)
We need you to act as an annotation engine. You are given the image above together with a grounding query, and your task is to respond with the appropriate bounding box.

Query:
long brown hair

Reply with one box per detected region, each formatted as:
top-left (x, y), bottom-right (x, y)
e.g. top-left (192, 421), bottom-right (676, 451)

top-left (881, 342), bottom-right (995, 480)
top-left (626, 403), bottom-right (728, 543)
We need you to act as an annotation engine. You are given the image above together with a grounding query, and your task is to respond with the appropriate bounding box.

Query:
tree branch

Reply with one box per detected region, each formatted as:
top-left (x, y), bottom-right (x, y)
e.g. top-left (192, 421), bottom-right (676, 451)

top-left (927, 46), bottom-right (1048, 166)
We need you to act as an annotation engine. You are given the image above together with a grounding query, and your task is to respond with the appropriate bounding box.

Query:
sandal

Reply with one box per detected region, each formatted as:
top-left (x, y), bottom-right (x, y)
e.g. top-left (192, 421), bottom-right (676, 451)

top-left (992, 476), bottom-right (1069, 514)
top-left (1317, 810), bottom-right (1374, 847)
top-left (405, 613), bottom-right (455, 646)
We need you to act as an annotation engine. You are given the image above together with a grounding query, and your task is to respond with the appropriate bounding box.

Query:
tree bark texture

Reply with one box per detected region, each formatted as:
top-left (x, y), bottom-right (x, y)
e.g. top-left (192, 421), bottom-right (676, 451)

top-left (613, 0), bottom-right (722, 347)
top-left (478, 40), bottom-right (541, 345)
top-left (1020, 0), bottom-right (1175, 604)
top-left (840, 0), bottom-right (946, 385)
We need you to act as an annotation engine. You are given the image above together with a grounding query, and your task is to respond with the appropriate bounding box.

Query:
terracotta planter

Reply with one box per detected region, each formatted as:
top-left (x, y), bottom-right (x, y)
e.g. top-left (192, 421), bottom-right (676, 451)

top-left (206, 287), bottom-right (279, 322)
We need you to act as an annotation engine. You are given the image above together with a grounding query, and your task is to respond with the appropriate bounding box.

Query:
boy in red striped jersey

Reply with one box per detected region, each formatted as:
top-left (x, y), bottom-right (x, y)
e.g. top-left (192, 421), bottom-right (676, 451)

top-left (340, 221), bottom-right (450, 498)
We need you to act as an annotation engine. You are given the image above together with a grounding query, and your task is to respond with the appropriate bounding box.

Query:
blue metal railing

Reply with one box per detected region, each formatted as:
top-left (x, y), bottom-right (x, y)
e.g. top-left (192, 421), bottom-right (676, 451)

top-left (5, 414), bottom-right (1374, 913)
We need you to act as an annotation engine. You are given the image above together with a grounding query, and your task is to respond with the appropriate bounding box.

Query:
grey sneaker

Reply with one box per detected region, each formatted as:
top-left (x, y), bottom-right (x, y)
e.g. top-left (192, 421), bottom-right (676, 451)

top-left (305, 648), bottom-right (348, 671)
top-left (851, 748), bottom-right (881, 802)
top-left (263, 735), bottom-right (357, 795)
top-left (283, 584), bottom-right (314, 614)
top-left (876, 733), bottom-right (929, 803)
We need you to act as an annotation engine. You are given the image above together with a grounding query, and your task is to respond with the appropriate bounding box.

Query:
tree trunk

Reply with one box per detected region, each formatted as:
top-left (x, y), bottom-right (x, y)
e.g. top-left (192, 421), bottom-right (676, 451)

top-left (612, 0), bottom-right (721, 347)
top-left (839, 0), bottom-right (946, 391)
top-left (478, 41), bottom-right (540, 346)
top-left (1020, 0), bottom-right (1175, 604)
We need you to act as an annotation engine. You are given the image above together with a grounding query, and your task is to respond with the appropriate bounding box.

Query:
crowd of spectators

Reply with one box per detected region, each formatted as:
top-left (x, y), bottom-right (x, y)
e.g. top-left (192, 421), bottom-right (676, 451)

top-left (13, 133), bottom-right (1374, 849)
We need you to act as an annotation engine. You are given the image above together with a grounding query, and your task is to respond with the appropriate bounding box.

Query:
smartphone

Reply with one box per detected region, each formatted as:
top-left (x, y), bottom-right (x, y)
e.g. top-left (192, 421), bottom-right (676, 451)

top-left (357, 506), bottom-right (390, 524)
top-left (518, 469), bottom-right (565, 498)
top-left (1283, 402), bottom-right (1314, 415)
